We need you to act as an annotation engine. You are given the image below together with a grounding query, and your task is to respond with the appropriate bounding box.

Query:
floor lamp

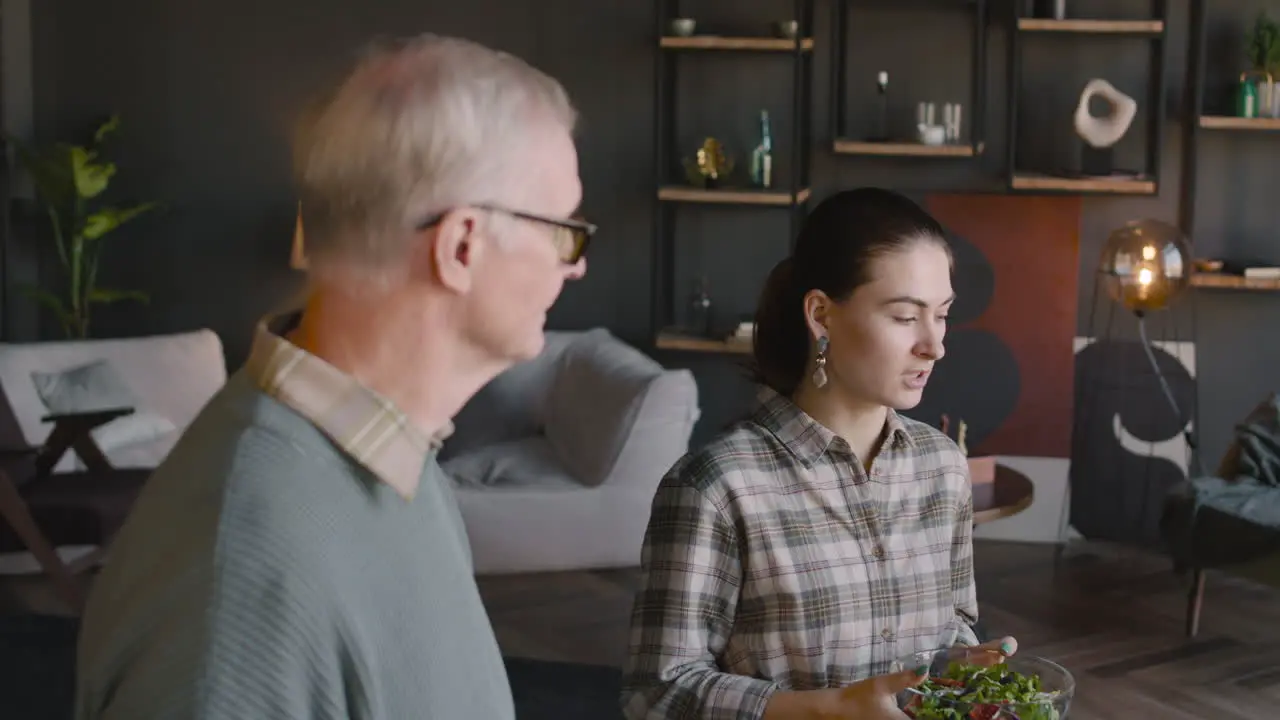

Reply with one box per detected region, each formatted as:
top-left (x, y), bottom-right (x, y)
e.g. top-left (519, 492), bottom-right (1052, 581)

top-left (1062, 218), bottom-right (1201, 560)
top-left (1095, 218), bottom-right (1198, 472)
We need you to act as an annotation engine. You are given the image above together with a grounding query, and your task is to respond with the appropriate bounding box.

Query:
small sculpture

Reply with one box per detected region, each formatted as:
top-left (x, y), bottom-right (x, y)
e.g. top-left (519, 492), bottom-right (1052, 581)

top-left (1073, 78), bottom-right (1137, 176)
top-left (670, 18), bottom-right (696, 37)
top-left (683, 137), bottom-right (734, 188)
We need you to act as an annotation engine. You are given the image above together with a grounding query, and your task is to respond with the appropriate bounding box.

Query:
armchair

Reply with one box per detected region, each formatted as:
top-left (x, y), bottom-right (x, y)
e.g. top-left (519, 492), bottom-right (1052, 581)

top-left (0, 329), bottom-right (226, 610)
top-left (1162, 391), bottom-right (1280, 636)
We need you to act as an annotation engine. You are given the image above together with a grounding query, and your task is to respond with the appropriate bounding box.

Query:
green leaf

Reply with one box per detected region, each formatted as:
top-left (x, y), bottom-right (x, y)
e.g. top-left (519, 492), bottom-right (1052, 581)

top-left (88, 288), bottom-right (149, 304)
top-left (4, 136), bottom-right (76, 213)
top-left (19, 284), bottom-right (67, 315)
top-left (18, 284), bottom-right (79, 337)
top-left (93, 115), bottom-right (120, 145)
top-left (70, 146), bottom-right (115, 199)
top-left (1247, 12), bottom-right (1280, 73)
top-left (82, 202), bottom-right (159, 241)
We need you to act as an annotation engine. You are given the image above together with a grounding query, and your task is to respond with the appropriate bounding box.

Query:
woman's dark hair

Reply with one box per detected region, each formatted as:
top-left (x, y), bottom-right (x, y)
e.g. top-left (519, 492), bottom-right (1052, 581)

top-left (751, 187), bottom-right (951, 396)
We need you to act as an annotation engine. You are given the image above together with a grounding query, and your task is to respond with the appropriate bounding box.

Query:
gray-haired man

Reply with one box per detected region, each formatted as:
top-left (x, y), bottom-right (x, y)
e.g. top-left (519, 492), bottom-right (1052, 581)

top-left (75, 34), bottom-right (592, 719)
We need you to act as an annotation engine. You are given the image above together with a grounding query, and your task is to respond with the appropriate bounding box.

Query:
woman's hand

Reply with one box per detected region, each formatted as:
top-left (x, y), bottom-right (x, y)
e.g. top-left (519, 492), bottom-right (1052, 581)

top-left (763, 638), bottom-right (1019, 720)
top-left (955, 635), bottom-right (1018, 667)
top-left (763, 665), bottom-right (929, 720)
top-left (831, 665), bottom-right (932, 719)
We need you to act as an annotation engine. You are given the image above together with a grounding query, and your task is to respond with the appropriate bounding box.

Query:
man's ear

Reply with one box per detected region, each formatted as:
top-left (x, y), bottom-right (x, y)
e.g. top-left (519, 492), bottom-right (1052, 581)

top-left (802, 289), bottom-right (831, 339)
top-left (431, 208), bottom-right (484, 294)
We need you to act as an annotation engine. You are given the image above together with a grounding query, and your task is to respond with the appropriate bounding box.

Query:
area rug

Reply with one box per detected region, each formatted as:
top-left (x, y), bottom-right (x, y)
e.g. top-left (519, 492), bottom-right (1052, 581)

top-left (0, 614), bottom-right (623, 720)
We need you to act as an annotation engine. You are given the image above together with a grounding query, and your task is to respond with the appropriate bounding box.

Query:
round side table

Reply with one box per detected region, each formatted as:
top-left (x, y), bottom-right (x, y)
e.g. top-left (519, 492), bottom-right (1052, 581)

top-left (973, 464), bottom-right (1035, 526)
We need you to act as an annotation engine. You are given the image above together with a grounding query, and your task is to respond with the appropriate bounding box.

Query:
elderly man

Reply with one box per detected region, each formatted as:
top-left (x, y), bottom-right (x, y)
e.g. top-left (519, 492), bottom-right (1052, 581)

top-left (74, 34), bottom-right (590, 719)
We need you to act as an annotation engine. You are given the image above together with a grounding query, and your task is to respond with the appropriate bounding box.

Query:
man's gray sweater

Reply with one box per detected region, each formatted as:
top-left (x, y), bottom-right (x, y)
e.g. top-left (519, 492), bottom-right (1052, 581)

top-left (74, 371), bottom-right (514, 719)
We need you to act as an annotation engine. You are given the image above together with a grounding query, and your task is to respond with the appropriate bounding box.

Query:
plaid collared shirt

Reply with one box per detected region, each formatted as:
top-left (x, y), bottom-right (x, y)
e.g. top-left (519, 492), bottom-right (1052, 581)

top-left (243, 311), bottom-right (452, 500)
top-left (620, 386), bottom-right (979, 720)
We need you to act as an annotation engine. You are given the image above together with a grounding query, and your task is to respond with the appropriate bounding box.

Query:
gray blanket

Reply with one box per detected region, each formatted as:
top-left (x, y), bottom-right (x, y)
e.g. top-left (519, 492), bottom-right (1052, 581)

top-left (1224, 391), bottom-right (1280, 487)
top-left (1161, 393), bottom-right (1280, 568)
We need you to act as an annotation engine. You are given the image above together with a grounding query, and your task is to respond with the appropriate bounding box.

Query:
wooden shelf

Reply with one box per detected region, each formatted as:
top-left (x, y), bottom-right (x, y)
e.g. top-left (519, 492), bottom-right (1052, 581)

top-left (658, 186), bottom-right (811, 206)
top-left (1189, 273), bottom-right (1280, 291)
top-left (833, 139), bottom-right (983, 157)
top-left (1017, 19), bottom-right (1165, 34)
top-left (1010, 173), bottom-right (1156, 195)
top-left (655, 330), bottom-right (752, 354)
top-left (1199, 115), bottom-right (1280, 131)
top-left (659, 36), bottom-right (814, 52)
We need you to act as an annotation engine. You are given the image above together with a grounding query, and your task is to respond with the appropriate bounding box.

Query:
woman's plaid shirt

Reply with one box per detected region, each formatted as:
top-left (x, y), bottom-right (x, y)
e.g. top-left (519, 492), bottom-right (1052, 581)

top-left (620, 387), bottom-right (980, 720)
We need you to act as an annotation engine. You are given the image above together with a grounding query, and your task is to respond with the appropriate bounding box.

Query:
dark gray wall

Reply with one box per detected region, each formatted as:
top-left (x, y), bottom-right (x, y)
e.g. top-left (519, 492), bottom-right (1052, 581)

top-left (7, 0), bottom-right (1280, 510)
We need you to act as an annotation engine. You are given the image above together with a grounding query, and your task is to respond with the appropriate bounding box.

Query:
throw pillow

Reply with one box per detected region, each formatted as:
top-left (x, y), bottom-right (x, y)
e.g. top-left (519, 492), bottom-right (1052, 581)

top-left (30, 359), bottom-right (177, 454)
top-left (31, 359), bottom-right (138, 416)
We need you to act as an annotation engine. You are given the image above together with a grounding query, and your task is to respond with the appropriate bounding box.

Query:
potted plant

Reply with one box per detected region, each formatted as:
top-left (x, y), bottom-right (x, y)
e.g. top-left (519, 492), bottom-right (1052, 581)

top-left (1241, 12), bottom-right (1280, 117)
top-left (5, 115), bottom-right (158, 338)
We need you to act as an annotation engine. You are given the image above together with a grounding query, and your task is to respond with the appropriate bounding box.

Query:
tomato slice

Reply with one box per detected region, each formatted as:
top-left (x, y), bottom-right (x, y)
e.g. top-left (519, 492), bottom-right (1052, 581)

top-left (932, 677), bottom-right (965, 687)
top-left (968, 703), bottom-right (1000, 720)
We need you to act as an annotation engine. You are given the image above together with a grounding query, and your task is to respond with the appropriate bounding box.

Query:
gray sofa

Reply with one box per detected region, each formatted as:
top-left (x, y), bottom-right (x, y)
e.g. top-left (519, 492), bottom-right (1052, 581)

top-left (440, 329), bottom-right (700, 574)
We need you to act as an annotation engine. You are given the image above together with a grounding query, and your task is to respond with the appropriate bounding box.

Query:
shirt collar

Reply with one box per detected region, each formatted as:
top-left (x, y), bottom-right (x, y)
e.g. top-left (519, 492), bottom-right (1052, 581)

top-left (243, 310), bottom-right (452, 500)
top-left (752, 385), bottom-right (913, 467)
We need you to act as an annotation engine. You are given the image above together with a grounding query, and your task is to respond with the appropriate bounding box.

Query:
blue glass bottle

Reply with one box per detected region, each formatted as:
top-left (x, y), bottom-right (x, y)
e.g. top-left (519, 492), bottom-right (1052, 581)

top-left (750, 110), bottom-right (774, 189)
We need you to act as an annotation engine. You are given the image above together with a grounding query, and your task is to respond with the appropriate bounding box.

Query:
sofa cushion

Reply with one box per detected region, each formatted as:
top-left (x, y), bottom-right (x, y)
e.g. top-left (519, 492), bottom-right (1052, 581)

top-left (440, 332), bottom-right (577, 461)
top-left (442, 436), bottom-right (572, 489)
top-left (544, 329), bottom-right (692, 487)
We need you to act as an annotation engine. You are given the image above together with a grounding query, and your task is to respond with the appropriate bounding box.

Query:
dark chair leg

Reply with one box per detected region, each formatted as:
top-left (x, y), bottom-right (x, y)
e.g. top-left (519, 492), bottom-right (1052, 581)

top-left (0, 470), bottom-right (84, 612)
top-left (1185, 568), bottom-right (1206, 638)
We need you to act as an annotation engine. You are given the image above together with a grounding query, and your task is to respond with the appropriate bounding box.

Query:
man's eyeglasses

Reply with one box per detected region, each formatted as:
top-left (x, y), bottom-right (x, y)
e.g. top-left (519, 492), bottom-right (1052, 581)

top-left (417, 205), bottom-right (597, 265)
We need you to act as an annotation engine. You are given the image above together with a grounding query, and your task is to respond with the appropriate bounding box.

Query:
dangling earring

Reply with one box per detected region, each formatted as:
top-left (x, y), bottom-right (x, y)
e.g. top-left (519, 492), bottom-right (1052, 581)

top-left (812, 336), bottom-right (829, 388)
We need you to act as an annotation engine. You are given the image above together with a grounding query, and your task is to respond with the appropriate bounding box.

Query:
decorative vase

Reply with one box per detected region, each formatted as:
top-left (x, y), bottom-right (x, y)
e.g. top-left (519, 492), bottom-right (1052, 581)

top-left (1238, 70), bottom-right (1273, 118)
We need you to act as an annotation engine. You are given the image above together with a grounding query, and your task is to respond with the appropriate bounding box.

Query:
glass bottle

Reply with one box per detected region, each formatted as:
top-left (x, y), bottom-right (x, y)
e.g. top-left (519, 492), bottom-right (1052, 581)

top-left (870, 71), bottom-right (890, 142)
top-left (750, 110), bottom-right (774, 189)
top-left (687, 276), bottom-right (713, 337)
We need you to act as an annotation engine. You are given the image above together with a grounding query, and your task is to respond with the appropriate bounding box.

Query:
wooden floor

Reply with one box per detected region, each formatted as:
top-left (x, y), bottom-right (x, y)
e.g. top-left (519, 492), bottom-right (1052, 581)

top-left (474, 539), bottom-right (1280, 720)
top-left (3, 539), bottom-right (1279, 719)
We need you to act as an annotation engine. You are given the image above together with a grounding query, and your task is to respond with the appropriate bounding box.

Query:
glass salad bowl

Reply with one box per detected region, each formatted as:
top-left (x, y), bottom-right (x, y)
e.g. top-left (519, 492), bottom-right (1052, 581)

top-left (891, 646), bottom-right (1075, 720)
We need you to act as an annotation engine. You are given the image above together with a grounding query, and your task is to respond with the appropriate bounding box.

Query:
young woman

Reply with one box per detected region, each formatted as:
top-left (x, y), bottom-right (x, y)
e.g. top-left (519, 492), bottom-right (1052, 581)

top-left (620, 188), bottom-right (1016, 720)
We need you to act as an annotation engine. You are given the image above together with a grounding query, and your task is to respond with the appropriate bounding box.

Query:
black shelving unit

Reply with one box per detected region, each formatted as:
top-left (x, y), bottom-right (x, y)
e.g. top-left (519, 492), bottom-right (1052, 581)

top-left (1006, 1), bottom-right (1169, 195)
top-left (651, 0), bottom-right (817, 355)
top-left (1179, 0), bottom-right (1208, 238)
top-left (830, 0), bottom-right (989, 160)
top-left (1181, 0), bottom-right (1280, 290)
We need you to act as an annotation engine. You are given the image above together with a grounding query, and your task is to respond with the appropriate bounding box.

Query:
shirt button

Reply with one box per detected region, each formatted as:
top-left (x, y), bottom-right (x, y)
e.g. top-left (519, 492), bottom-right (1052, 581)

top-left (874, 545), bottom-right (886, 560)
top-left (882, 628), bottom-right (894, 640)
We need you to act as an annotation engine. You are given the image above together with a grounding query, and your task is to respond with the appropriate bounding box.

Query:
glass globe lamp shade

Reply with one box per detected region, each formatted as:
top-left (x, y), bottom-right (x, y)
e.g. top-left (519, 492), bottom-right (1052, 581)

top-left (1097, 219), bottom-right (1191, 315)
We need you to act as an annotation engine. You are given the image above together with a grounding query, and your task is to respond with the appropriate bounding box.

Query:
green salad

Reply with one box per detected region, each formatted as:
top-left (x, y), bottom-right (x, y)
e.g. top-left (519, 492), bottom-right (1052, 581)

top-left (904, 660), bottom-right (1063, 720)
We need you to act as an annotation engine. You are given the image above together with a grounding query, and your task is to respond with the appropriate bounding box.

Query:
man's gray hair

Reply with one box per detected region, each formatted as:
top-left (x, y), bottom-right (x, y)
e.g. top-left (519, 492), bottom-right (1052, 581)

top-left (292, 34), bottom-right (577, 278)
